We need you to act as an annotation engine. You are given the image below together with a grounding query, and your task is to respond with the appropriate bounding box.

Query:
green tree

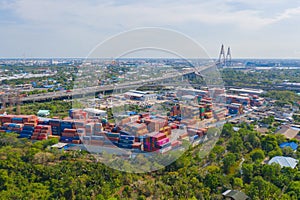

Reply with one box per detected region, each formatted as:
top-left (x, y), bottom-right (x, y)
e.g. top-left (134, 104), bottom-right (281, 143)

top-left (223, 153), bottom-right (236, 174)
top-left (242, 163), bottom-right (253, 183)
top-left (250, 149), bottom-right (265, 162)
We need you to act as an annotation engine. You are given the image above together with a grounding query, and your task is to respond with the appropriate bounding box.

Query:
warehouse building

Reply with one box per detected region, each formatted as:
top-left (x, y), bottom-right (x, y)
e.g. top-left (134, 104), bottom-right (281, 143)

top-left (83, 108), bottom-right (107, 118)
top-left (228, 88), bottom-right (264, 95)
top-left (124, 90), bottom-right (157, 101)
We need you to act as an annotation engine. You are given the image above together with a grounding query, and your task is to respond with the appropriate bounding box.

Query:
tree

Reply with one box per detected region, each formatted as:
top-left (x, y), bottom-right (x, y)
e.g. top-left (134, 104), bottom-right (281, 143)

top-left (268, 148), bottom-right (283, 158)
top-left (222, 123), bottom-right (234, 138)
top-left (227, 135), bottom-right (244, 154)
top-left (261, 116), bottom-right (275, 125)
top-left (246, 176), bottom-right (280, 200)
top-left (282, 147), bottom-right (295, 157)
top-left (262, 163), bottom-right (281, 182)
top-left (223, 153), bottom-right (236, 174)
top-left (250, 149), bottom-right (265, 162)
top-left (262, 135), bottom-right (279, 153)
top-left (247, 132), bottom-right (261, 149)
top-left (242, 163), bottom-right (253, 183)
top-left (233, 177), bottom-right (243, 189)
top-left (287, 181), bottom-right (300, 199)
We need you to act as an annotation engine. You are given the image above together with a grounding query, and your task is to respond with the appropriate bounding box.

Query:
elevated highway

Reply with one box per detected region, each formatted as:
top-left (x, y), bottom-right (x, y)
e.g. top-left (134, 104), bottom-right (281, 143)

top-left (2, 65), bottom-right (214, 104)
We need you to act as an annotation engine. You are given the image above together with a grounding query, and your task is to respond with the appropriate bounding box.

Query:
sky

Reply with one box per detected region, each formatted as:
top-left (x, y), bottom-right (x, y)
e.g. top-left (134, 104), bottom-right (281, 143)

top-left (0, 0), bottom-right (300, 58)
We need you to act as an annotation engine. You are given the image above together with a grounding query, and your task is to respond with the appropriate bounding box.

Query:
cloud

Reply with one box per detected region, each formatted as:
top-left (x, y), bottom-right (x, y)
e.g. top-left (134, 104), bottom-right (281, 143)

top-left (1, 0), bottom-right (300, 57)
top-left (4, 0), bottom-right (300, 30)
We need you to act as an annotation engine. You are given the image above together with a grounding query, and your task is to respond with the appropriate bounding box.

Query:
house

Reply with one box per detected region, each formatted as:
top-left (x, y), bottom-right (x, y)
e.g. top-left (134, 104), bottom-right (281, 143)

top-left (268, 156), bottom-right (298, 169)
top-left (279, 142), bottom-right (298, 151)
top-left (222, 190), bottom-right (249, 200)
top-left (276, 125), bottom-right (299, 140)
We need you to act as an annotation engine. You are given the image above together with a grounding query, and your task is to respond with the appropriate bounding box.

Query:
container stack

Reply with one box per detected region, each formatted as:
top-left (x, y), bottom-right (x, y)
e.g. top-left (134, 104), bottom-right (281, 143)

top-left (81, 136), bottom-right (90, 145)
top-left (144, 132), bottom-right (167, 152)
top-left (205, 103), bottom-right (213, 112)
top-left (94, 123), bottom-right (103, 135)
top-left (180, 105), bottom-right (199, 119)
top-left (180, 119), bottom-right (197, 126)
top-left (204, 111), bottom-right (213, 119)
top-left (123, 122), bottom-right (148, 136)
top-left (169, 105), bottom-right (181, 117)
top-left (11, 117), bottom-right (23, 124)
top-left (0, 115), bottom-right (14, 124)
top-left (225, 95), bottom-right (250, 106)
top-left (105, 132), bottom-right (120, 142)
top-left (197, 95), bottom-right (202, 103)
top-left (214, 107), bottom-right (227, 120)
top-left (60, 120), bottom-right (73, 132)
top-left (155, 137), bottom-right (171, 149)
top-left (20, 123), bottom-right (35, 138)
top-left (1, 123), bottom-right (23, 133)
top-left (187, 126), bottom-right (206, 138)
top-left (85, 123), bottom-right (94, 136)
top-left (38, 119), bottom-right (50, 125)
top-left (100, 118), bottom-right (108, 126)
top-left (76, 128), bottom-right (85, 137)
top-left (129, 115), bottom-right (140, 123)
top-left (28, 116), bottom-right (38, 127)
top-left (31, 125), bottom-right (51, 140)
top-left (60, 128), bottom-right (76, 143)
top-left (199, 105), bottom-right (205, 120)
top-left (139, 112), bottom-right (150, 118)
top-left (73, 120), bottom-right (86, 129)
top-left (159, 126), bottom-right (171, 136)
top-left (132, 142), bottom-right (142, 150)
top-left (201, 98), bottom-right (212, 104)
top-left (90, 135), bottom-right (105, 145)
top-left (228, 103), bottom-right (243, 115)
top-left (146, 118), bottom-right (168, 132)
top-left (118, 134), bottom-right (135, 149)
top-left (69, 109), bottom-right (88, 120)
top-left (49, 119), bottom-right (61, 136)
top-left (168, 123), bottom-right (178, 129)
top-left (120, 117), bottom-right (130, 125)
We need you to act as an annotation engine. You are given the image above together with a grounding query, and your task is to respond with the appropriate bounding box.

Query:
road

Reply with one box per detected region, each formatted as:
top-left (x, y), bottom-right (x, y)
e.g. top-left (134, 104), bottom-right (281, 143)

top-left (4, 65), bottom-right (213, 103)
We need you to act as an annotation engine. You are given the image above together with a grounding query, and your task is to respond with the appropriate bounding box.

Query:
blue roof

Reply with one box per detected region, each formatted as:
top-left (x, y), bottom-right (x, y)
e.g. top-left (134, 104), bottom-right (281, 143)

top-left (280, 142), bottom-right (298, 151)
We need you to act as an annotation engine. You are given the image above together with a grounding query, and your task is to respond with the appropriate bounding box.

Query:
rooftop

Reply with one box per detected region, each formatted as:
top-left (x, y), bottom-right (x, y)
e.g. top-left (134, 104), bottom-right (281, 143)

top-left (279, 142), bottom-right (298, 151)
top-left (229, 88), bottom-right (264, 95)
top-left (268, 156), bottom-right (298, 169)
top-left (276, 125), bottom-right (299, 139)
top-left (222, 190), bottom-right (249, 200)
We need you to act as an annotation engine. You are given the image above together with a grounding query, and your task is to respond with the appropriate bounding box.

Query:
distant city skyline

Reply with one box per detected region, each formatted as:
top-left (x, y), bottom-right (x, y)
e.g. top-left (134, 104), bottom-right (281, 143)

top-left (1, 0), bottom-right (300, 58)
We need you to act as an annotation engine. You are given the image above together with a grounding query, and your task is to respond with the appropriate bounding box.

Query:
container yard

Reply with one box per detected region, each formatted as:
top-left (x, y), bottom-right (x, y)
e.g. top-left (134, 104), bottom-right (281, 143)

top-left (0, 89), bottom-right (265, 154)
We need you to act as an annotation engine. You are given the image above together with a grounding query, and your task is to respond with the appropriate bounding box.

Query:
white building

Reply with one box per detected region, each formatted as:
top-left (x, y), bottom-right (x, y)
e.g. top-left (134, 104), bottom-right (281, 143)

top-left (268, 156), bottom-right (298, 169)
top-left (83, 108), bottom-right (107, 118)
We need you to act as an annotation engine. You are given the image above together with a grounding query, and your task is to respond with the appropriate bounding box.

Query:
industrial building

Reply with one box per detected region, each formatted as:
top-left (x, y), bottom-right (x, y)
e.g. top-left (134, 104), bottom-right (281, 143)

top-left (83, 108), bottom-right (107, 117)
top-left (228, 88), bottom-right (265, 95)
top-left (124, 90), bottom-right (157, 101)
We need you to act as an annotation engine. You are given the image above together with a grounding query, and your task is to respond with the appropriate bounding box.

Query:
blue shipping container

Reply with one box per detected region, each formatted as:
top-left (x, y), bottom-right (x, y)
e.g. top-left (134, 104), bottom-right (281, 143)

top-left (120, 135), bottom-right (135, 140)
top-left (119, 139), bottom-right (134, 144)
top-left (23, 126), bottom-right (34, 131)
